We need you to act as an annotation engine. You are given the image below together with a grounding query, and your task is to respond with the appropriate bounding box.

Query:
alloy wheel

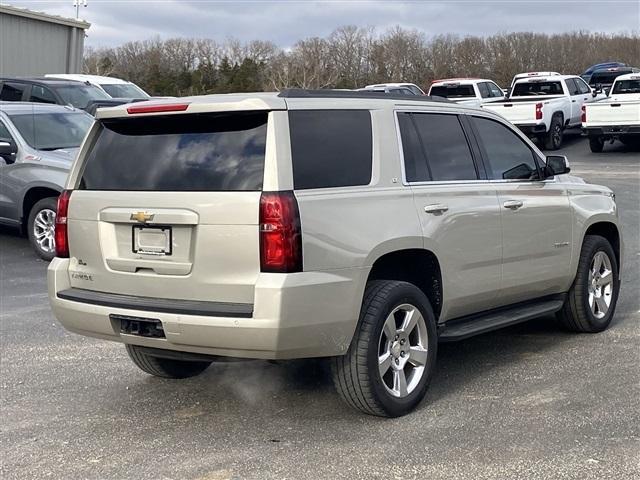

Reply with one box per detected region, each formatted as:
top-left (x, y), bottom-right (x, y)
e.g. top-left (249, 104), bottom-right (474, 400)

top-left (588, 251), bottom-right (613, 319)
top-left (378, 303), bottom-right (429, 398)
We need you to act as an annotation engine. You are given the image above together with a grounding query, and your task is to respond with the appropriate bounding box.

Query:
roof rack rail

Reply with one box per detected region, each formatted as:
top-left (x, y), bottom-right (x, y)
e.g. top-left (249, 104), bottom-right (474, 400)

top-left (278, 88), bottom-right (451, 103)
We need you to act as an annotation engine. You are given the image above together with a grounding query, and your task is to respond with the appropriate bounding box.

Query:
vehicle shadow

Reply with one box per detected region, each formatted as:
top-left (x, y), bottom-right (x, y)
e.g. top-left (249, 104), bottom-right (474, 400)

top-left (91, 314), bottom-right (577, 425)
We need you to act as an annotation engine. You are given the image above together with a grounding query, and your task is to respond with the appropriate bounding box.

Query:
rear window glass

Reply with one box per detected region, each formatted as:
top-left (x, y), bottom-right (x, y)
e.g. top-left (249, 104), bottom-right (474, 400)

top-left (590, 71), bottom-right (630, 86)
top-left (611, 79), bottom-right (640, 94)
top-left (79, 112), bottom-right (267, 191)
top-left (512, 81), bottom-right (563, 96)
top-left (429, 85), bottom-right (475, 98)
top-left (289, 110), bottom-right (372, 189)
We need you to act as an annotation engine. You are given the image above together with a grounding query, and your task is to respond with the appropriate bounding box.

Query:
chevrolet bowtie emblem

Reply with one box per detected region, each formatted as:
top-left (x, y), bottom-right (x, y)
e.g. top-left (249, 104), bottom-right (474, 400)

top-left (130, 212), bottom-right (154, 223)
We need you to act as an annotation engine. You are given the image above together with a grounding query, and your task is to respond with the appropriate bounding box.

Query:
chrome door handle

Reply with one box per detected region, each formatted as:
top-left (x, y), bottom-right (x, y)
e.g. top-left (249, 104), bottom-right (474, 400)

top-left (503, 200), bottom-right (523, 210)
top-left (424, 204), bottom-right (449, 214)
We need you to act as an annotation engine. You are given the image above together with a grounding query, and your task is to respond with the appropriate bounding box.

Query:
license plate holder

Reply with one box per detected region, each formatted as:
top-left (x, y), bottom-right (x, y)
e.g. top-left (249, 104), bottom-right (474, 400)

top-left (132, 225), bottom-right (172, 256)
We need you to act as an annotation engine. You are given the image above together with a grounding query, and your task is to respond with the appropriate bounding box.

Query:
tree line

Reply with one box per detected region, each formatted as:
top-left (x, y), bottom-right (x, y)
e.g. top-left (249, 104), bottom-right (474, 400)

top-left (83, 27), bottom-right (640, 96)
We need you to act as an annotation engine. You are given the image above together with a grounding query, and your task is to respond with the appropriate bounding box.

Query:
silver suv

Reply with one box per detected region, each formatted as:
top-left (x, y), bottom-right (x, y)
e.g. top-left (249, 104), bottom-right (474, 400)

top-left (0, 102), bottom-right (93, 259)
top-left (48, 90), bottom-right (622, 417)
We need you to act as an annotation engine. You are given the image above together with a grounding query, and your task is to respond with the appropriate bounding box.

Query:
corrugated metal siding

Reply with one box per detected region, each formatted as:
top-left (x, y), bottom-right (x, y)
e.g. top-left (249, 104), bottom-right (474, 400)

top-left (0, 13), bottom-right (85, 75)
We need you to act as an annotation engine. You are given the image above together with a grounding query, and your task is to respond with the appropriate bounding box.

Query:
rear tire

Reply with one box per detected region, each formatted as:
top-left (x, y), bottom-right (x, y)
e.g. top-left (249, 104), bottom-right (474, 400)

top-left (331, 280), bottom-right (437, 417)
top-left (544, 115), bottom-right (564, 150)
top-left (557, 235), bottom-right (619, 333)
top-left (27, 197), bottom-right (58, 261)
top-left (589, 136), bottom-right (604, 153)
top-left (126, 345), bottom-right (211, 378)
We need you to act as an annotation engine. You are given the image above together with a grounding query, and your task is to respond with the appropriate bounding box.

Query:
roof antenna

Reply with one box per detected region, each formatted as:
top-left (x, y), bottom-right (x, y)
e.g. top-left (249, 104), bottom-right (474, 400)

top-left (73, 0), bottom-right (88, 20)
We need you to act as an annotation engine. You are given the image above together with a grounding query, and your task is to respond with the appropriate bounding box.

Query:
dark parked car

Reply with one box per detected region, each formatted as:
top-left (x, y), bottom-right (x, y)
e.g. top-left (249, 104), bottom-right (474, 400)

top-left (0, 77), bottom-right (129, 113)
top-left (580, 62), bottom-right (627, 83)
top-left (586, 66), bottom-right (640, 95)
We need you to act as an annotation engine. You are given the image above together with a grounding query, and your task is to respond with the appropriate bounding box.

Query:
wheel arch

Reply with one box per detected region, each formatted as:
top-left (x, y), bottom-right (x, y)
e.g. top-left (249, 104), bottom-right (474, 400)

top-left (366, 248), bottom-right (443, 321)
top-left (583, 221), bottom-right (621, 274)
top-left (21, 185), bottom-right (61, 231)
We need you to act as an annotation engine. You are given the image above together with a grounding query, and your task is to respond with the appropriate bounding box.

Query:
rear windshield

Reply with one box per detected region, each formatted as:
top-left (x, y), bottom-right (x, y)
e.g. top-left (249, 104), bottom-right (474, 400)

top-left (429, 85), bottom-right (475, 98)
top-left (589, 72), bottom-right (629, 86)
top-left (611, 79), bottom-right (640, 94)
top-left (512, 81), bottom-right (563, 96)
top-left (79, 112), bottom-right (267, 191)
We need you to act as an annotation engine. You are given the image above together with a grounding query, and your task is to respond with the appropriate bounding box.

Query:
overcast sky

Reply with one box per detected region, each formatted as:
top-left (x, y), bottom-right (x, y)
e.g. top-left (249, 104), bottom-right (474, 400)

top-left (5, 0), bottom-right (640, 48)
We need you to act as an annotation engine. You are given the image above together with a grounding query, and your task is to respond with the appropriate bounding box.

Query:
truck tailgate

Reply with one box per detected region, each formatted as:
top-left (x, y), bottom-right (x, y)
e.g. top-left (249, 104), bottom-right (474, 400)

top-left (585, 101), bottom-right (640, 126)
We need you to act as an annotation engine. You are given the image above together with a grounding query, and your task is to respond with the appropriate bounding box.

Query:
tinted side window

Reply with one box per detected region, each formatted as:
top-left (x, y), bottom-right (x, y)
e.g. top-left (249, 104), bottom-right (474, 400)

top-left (411, 113), bottom-right (478, 181)
top-left (566, 78), bottom-right (580, 95)
top-left (478, 83), bottom-right (491, 98)
top-left (397, 113), bottom-right (429, 182)
top-left (0, 121), bottom-right (13, 141)
top-left (488, 83), bottom-right (504, 97)
top-left (289, 110), bottom-right (372, 189)
top-left (0, 82), bottom-right (26, 101)
top-left (473, 116), bottom-right (538, 180)
top-left (29, 86), bottom-right (57, 104)
top-left (576, 78), bottom-right (591, 94)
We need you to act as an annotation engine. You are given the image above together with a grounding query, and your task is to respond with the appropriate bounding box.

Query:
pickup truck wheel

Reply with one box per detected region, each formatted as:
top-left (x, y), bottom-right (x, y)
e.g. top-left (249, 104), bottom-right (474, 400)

top-left (27, 197), bottom-right (58, 261)
top-left (331, 280), bottom-right (437, 417)
top-left (589, 136), bottom-right (604, 153)
top-left (544, 115), bottom-right (563, 150)
top-left (557, 235), bottom-right (619, 333)
top-left (125, 344), bottom-right (211, 379)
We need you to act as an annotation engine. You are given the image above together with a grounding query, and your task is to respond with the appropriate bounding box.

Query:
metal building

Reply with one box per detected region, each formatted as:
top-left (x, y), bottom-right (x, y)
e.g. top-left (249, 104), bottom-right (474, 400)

top-left (0, 4), bottom-right (90, 76)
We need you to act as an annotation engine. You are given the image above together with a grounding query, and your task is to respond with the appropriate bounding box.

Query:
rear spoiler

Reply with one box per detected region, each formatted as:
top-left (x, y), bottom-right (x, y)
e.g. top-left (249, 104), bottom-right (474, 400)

top-left (84, 98), bottom-right (146, 116)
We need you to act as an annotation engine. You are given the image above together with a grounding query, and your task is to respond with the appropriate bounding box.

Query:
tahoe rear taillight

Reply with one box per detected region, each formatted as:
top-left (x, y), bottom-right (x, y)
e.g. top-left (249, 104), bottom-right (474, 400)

top-left (259, 191), bottom-right (302, 273)
top-left (581, 105), bottom-right (587, 123)
top-left (55, 190), bottom-right (71, 258)
top-left (535, 102), bottom-right (543, 120)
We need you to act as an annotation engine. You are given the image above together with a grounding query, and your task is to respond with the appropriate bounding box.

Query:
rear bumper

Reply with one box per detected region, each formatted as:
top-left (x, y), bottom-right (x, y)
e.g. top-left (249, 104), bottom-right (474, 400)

top-left (515, 123), bottom-right (547, 135)
top-left (48, 258), bottom-right (366, 360)
top-left (584, 125), bottom-right (640, 137)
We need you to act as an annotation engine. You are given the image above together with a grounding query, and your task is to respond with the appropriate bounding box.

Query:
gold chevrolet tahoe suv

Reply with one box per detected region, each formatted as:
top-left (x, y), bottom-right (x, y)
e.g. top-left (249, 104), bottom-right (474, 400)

top-left (48, 90), bottom-right (622, 417)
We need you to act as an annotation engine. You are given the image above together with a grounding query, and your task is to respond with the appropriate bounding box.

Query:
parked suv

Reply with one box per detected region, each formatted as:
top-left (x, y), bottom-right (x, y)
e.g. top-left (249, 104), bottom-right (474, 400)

top-left (48, 90), bottom-right (622, 417)
top-left (0, 102), bottom-right (93, 259)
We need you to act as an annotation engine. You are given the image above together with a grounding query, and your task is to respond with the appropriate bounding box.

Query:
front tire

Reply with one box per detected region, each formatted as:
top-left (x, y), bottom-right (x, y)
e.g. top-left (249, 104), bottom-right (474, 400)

top-left (331, 280), bottom-right (437, 417)
top-left (557, 235), bottom-right (619, 333)
top-left (27, 197), bottom-right (58, 261)
top-left (126, 345), bottom-right (211, 379)
top-left (589, 136), bottom-right (604, 153)
top-left (544, 115), bottom-right (564, 150)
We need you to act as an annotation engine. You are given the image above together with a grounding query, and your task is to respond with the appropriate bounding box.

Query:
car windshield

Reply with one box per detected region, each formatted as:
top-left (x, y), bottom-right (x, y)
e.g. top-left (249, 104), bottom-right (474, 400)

top-left (512, 81), bottom-right (563, 96)
top-left (612, 79), bottom-right (640, 94)
top-left (100, 83), bottom-right (149, 98)
top-left (53, 84), bottom-right (110, 109)
top-left (429, 85), bottom-right (475, 98)
top-left (8, 112), bottom-right (92, 150)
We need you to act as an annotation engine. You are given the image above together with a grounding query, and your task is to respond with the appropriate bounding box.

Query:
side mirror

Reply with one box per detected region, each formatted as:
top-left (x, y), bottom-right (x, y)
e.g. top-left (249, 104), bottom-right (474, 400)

top-left (545, 155), bottom-right (570, 177)
top-left (593, 83), bottom-right (603, 96)
top-left (0, 141), bottom-right (17, 163)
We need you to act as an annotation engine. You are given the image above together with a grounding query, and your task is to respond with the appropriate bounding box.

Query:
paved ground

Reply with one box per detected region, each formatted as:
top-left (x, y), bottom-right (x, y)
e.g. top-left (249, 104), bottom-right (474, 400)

top-left (1, 135), bottom-right (639, 480)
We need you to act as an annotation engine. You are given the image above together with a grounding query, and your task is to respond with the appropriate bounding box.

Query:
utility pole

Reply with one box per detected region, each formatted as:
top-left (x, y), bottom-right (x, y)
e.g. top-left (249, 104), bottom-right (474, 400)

top-left (73, 0), bottom-right (87, 20)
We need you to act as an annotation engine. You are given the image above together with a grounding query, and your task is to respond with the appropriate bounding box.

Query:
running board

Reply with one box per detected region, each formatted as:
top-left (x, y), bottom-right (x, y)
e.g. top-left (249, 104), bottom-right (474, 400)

top-left (438, 298), bottom-right (565, 342)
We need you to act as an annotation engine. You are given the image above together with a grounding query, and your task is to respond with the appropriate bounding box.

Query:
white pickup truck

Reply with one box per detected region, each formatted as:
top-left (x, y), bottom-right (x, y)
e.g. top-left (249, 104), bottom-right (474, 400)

top-left (582, 72), bottom-right (640, 152)
top-left (428, 78), bottom-right (505, 107)
top-left (481, 74), bottom-right (601, 150)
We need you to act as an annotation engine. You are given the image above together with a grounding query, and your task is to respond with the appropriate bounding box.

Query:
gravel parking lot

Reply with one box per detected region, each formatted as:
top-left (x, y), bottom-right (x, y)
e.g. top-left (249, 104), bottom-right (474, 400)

top-left (1, 134), bottom-right (638, 480)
